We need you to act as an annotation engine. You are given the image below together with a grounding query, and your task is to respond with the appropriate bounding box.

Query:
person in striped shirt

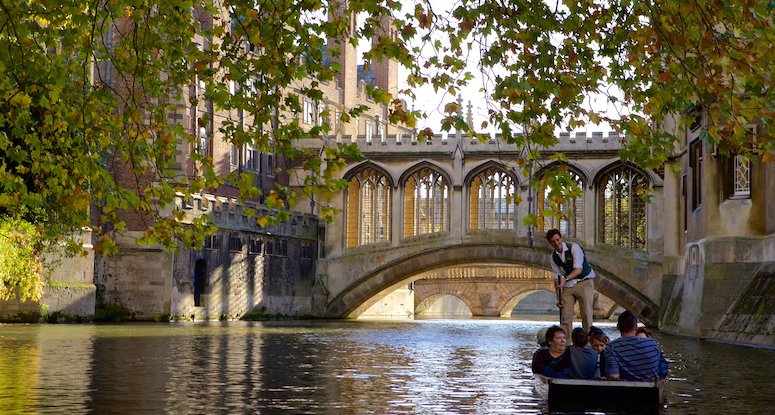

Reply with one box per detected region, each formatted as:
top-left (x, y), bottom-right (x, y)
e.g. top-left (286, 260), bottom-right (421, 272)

top-left (604, 310), bottom-right (669, 381)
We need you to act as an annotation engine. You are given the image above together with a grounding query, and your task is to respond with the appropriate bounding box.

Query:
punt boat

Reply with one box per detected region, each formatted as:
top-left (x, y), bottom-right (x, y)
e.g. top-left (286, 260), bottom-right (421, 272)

top-left (534, 374), bottom-right (664, 412)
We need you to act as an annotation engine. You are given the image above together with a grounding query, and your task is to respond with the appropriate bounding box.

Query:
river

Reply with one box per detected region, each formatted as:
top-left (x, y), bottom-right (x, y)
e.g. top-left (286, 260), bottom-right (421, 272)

top-left (1, 319), bottom-right (773, 414)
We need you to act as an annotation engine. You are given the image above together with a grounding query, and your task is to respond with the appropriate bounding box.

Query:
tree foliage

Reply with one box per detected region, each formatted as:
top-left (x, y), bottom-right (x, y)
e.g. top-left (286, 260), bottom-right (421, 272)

top-left (0, 0), bottom-right (772, 299)
top-left (0, 217), bottom-right (43, 301)
top-left (415, 0), bottom-right (773, 169)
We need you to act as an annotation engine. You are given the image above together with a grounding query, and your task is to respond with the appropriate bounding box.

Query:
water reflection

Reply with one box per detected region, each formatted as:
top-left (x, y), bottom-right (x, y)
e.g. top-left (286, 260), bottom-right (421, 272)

top-left (0, 320), bottom-right (773, 414)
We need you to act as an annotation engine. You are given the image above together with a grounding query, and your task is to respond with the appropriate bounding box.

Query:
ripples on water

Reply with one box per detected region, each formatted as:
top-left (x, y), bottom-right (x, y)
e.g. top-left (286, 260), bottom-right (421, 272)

top-left (0, 320), bottom-right (773, 414)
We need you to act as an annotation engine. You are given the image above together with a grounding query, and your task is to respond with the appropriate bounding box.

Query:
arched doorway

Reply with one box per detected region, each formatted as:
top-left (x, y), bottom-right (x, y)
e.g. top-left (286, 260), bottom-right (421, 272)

top-left (194, 259), bottom-right (207, 307)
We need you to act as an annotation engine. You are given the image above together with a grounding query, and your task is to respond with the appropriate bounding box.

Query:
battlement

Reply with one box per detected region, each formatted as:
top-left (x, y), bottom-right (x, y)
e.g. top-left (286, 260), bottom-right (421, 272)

top-left (301, 130), bottom-right (624, 154)
top-left (173, 193), bottom-right (318, 239)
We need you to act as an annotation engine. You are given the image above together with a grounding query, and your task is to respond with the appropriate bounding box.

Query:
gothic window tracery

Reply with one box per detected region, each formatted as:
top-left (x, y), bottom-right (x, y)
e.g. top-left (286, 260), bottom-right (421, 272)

top-left (537, 168), bottom-right (584, 239)
top-left (597, 165), bottom-right (649, 250)
top-left (346, 167), bottom-right (391, 247)
top-left (403, 167), bottom-right (449, 237)
top-left (468, 166), bottom-right (516, 230)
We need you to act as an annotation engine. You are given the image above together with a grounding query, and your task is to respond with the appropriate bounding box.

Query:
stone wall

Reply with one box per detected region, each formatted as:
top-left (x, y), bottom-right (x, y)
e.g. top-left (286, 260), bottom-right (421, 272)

top-left (711, 262), bottom-right (775, 345)
top-left (95, 237), bottom-right (173, 319)
top-left (0, 230), bottom-right (95, 321)
top-left (94, 202), bottom-right (321, 320)
top-left (170, 231), bottom-right (318, 320)
top-left (660, 235), bottom-right (775, 347)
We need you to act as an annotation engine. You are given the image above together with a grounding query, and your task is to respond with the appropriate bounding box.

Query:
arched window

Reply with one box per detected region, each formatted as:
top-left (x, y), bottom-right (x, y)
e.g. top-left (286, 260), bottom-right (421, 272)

top-left (346, 168), bottom-right (391, 247)
top-left (468, 166), bottom-right (516, 230)
top-left (597, 165), bottom-right (649, 250)
top-left (403, 167), bottom-right (449, 237)
top-left (537, 168), bottom-right (584, 239)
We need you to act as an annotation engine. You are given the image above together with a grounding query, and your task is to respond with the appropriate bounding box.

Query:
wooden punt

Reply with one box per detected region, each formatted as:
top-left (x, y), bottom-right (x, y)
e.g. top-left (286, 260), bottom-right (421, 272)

top-left (534, 374), bottom-right (664, 412)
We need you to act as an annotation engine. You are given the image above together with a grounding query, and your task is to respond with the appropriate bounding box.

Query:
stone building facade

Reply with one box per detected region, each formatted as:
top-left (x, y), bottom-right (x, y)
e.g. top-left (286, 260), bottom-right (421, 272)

top-left (92, 3), bottom-right (412, 320)
top-left (658, 114), bottom-right (775, 345)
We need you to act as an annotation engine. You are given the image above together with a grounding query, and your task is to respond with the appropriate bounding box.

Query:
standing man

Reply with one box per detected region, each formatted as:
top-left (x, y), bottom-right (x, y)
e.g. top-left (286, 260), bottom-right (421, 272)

top-left (546, 228), bottom-right (596, 337)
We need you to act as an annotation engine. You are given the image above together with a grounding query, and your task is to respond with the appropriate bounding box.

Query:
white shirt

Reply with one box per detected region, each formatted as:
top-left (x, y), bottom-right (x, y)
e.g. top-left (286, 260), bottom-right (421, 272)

top-left (550, 242), bottom-right (596, 288)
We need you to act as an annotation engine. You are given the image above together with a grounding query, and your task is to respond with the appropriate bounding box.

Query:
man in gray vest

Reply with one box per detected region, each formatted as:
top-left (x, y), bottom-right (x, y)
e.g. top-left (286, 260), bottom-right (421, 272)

top-left (546, 228), bottom-right (596, 337)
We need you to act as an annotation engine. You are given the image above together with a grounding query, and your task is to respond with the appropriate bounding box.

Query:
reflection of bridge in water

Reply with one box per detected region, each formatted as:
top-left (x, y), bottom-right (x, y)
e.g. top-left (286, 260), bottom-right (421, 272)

top-left (412, 265), bottom-right (618, 318)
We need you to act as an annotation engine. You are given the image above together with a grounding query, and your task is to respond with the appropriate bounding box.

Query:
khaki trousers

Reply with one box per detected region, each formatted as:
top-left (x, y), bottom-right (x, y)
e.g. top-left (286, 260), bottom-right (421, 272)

top-left (560, 278), bottom-right (595, 338)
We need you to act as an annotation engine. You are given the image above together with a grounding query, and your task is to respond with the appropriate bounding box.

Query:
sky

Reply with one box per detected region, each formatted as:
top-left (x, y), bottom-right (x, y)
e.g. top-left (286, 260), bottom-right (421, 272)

top-left (380, 0), bottom-right (626, 136)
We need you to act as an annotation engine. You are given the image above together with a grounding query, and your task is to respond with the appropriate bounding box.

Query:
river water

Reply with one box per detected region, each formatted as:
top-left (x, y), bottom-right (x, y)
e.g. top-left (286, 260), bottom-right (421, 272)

top-left (1, 319), bottom-right (773, 414)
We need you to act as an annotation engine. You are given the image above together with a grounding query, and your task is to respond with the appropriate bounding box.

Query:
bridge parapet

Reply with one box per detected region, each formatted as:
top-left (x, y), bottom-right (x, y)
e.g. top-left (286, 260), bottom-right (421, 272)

top-left (298, 131), bottom-right (624, 155)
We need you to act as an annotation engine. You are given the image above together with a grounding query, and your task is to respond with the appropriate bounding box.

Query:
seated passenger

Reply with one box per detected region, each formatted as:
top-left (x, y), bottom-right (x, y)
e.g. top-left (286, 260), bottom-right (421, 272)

top-left (605, 311), bottom-right (669, 381)
top-left (588, 326), bottom-right (610, 377)
top-left (536, 326), bottom-right (549, 350)
top-left (531, 325), bottom-right (566, 375)
top-left (546, 327), bottom-right (600, 379)
top-left (636, 327), bottom-right (654, 338)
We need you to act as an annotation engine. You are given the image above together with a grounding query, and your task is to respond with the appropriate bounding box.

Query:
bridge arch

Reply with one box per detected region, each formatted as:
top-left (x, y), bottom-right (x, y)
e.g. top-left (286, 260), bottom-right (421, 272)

top-left (323, 243), bottom-right (659, 325)
top-left (499, 287), bottom-right (557, 317)
top-left (415, 293), bottom-right (473, 316)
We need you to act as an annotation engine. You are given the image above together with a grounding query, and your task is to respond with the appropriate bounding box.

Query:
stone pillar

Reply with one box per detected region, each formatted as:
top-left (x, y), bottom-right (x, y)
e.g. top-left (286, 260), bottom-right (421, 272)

top-left (391, 183), bottom-right (402, 246)
top-left (450, 185), bottom-right (464, 238)
top-left (584, 181), bottom-right (596, 247)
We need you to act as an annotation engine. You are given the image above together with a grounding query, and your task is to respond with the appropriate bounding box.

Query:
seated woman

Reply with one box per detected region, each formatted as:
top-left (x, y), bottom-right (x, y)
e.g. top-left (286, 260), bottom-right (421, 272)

top-left (531, 325), bottom-right (566, 375)
top-left (545, 327), bottom-right (600, 379)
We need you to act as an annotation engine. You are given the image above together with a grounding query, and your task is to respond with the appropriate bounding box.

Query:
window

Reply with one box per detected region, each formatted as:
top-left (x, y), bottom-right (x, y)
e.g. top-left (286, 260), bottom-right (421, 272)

top-left (303, 99), bottom-right (316, 125)
top-left (597, 165), bottom-right (649, 250)
top-left (300, 242), bottom-right (315, 260)
top-left (537, 168), bottom-right (584, 239)
top-left (198, 127), bottom-right (209, 156)
top-left (244, 144), bottom-right (258, 171)
top-left (248, 238), bottom-right (263, 255)
top-left (722, 126), bottom-right (754, 200)
top-left (690, 140), bottom-right (702, 210)
top-left (266, 154), bottom-right (274, 176)
top-left (270, 239), bottom-right (287, 256)
top-left (204, 234), bottom-right (220, 250)
top-left (317, 103), bottom-right (325, 126)
top-left (403, 167), bottom-right (449, 237)
top-left (230, 144), bottom-right (239, 167)
top-left (468, 166), bottom-right (516, 230)
top-left (733, 155), bottom-right (751, 196)
top-left (688, 106), bottom-right (703, 132)
top-left (365, 121), bottom-right (374, 143)
top-left (228, 234), bottom-right (242, 252)
top-left (345, 167), bottom-right (391, 247)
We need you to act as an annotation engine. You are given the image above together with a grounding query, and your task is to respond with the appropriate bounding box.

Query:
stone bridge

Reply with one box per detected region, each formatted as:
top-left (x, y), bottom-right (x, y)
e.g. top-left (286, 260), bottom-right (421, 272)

top-left (314, 233), bottom-right (664, 325)
top-left (411, 267), bottom-right (619, 318)
top-left (300, 128), bottom-right (667, 326)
